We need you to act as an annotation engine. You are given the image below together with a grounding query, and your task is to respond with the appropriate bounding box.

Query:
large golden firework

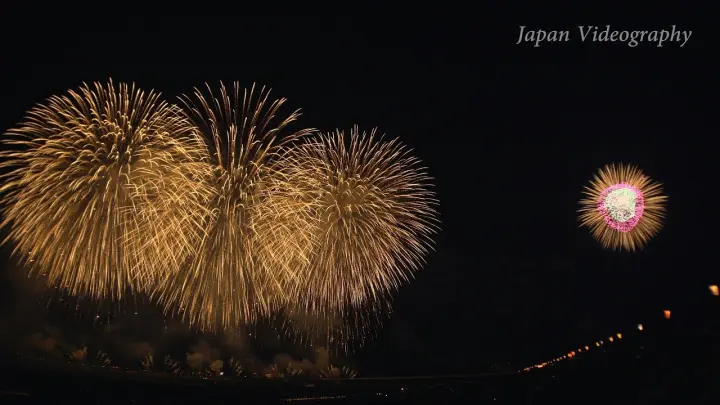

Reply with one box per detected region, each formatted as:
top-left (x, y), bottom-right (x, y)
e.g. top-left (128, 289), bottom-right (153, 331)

top-left (579, 163), bottom-right (667, 251)
top-left (259, 126), bottom-right (439, 316)
top-left (0, 80), bottom-right (203, 300)
top-left (153, 82), bottom-right (314, 331)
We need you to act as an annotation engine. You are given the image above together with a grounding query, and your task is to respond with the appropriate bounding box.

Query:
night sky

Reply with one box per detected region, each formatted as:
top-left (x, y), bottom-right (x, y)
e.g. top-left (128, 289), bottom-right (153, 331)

top-left (0, 14), bottom-right (713, 376)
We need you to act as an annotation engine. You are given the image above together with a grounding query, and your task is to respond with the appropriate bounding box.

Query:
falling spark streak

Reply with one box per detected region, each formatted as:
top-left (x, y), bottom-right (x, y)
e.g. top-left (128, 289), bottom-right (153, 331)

top-left (578, 163), bottom-right (667, 251)
top-left (0, 80), bottom-right (203, 300)
top-left (259, 126), bottom-right (439, 343)
top-left (153, 82), bottom-right (314, 331)
top-left (277, 297), bottom-right (393, 352)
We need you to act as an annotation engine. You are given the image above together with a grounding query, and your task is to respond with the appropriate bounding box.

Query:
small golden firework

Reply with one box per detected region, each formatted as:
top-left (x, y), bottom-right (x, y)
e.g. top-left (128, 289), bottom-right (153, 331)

top-left (153, 82), bottom-right (314, 331)
top-left (0, 80), bottom-right (202, 300)
top-left (578, 163), bottom-right (667, 251)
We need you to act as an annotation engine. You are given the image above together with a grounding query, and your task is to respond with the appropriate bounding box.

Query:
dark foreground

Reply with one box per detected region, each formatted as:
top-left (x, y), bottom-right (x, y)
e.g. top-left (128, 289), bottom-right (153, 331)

top-left (3, 299), bottom-right (720, 404)
top-left (2, 348), bottom-right (720, 405)
top-left (0, 366), bottom-right (519, 404)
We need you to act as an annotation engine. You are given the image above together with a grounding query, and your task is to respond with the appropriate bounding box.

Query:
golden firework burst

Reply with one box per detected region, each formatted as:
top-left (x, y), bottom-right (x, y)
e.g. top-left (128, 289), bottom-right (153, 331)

top-left (259, 126), bottom-right (439, 317)
top-left (153, 82), bottom-right (314, 331)
top-left (0, 80), bottom-right (202, 300)
top-left (578, 163), bottom-right (667, 251)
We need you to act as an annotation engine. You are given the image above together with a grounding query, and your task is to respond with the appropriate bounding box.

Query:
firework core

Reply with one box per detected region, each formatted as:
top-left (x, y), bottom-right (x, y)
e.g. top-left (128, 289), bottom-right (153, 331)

top-left (598, 184), bottom-right (644, 232)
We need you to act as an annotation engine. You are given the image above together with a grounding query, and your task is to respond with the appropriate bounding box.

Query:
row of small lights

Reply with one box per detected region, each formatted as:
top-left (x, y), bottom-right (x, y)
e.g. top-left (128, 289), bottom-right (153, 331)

top-left (520, 285), bottom-right (720, 372)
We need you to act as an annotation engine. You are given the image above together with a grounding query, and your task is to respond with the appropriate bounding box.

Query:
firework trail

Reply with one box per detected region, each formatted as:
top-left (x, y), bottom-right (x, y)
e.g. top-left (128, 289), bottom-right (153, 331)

top-left (278, 297), bottom-right (393, 352)
top-left (153, 82), bottom-right (314, 331)
top-left (258, 126), bottom-right (439, 318)
top-left (579, 163), bottom-right (667, 251)
top-left (0, 80), bottom-right (205, 300)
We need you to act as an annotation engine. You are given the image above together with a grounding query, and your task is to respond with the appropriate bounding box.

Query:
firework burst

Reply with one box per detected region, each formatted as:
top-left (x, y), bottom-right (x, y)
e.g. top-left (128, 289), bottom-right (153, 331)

top-left (320, 365), bottom-right (358, 379)
top-left (228, 357), bottom-right (244, 376)
top-left (0, 80), bottom-right (203, 300)
top-left (153, 82), bottom-right (314, 331)
top-left (579, 163), bottom-right (667, 251)
top-left (259, 126), bottom-right (439, 316)
top-left (163, 355), bottom-right (181, 374)
top-left (95, 350), bottom-right (112, 367)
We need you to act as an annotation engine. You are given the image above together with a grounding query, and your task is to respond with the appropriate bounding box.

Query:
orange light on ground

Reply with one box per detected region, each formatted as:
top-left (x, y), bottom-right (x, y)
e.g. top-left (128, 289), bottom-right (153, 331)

top-left (664, 310), bottom-right (671, 319)
top-left (710, 285), bottom-right (719, 296)
top-left (595, 342), bottom-right (600, 347)
top-left (616, 333), bottom-right (622, 339)
top-left (578, 348), bottom-right (582, 352)
top-left (637, 324), bottom-right (644, 331)
top-left (585, 345), bottom-right (589, 350)
top-left (609, 336), bottom-right (614, 342)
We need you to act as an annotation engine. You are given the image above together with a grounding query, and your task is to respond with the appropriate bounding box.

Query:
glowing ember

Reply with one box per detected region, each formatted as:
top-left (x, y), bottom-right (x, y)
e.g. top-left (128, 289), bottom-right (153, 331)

top-left (597, 184), bottom-right (645, 232)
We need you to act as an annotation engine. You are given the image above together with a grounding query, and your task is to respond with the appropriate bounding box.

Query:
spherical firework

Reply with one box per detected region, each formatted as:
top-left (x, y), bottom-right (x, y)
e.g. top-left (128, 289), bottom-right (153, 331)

top-left (0, 80), bottom-right (202, 300)
top-left (578, 163), bottom-right (667, 251)
top-left (259, 126), bottom-right (439, 315)
top-left (153, 82), bottom-right (314, 331)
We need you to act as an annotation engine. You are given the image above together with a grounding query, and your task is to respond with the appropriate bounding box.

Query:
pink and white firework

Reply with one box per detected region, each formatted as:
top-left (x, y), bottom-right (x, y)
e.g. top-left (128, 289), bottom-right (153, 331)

top-left (579, 163), bottom-right (667, 251)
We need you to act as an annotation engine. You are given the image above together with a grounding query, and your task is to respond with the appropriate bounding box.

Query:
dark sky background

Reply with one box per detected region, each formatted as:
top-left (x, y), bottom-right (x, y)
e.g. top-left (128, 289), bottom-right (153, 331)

top-left (0, 13), bottom-right (714, 376)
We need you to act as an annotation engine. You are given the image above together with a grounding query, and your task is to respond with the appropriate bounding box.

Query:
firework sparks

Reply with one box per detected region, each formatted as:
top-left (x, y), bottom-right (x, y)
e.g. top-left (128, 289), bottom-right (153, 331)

top-left (228, 357), bottom-right (244, 376)
top-left (71, 346), bottom-right (87, 363)
top-left (278, 297), bottom-right (393, 352)
top-left (264, 363), bottom-right (280, 378)
top-left (320, 365), bottom-right (357, 379)
top-left (259, 126), bottom-right (439, 316)
top-left (95, 350), bottom-right (111, 367)
top-left (285, 363), bottom-right (304, 377)
top-left (141, 352), bottom-right (154, 371)
top-left (163, 355), bottom-right (181, 374)
top-left (579, 163), bottom-right (667, 251)
top-left (153, 82), bottom-right (314, 331)
top-left (0, 80), bottom-right (203, 300)
top-left (210, 359), bottom-right (224, 375)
